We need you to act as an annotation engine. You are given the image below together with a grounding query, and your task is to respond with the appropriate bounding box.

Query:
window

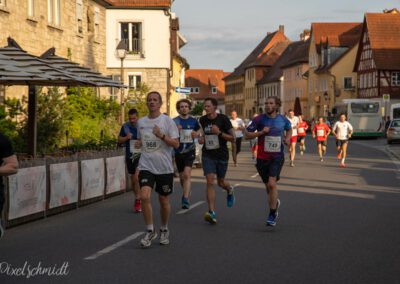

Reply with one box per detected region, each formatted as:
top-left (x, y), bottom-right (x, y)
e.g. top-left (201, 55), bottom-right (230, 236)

top-left (120, 22), bottom-right (143, 54)
top-left (109, 75), bottom-right (120, 100)
top-left (128, 74), bottom-right (142, 90)
top-left (76, 0), bottom-right (83, 33)
top-left (28, 0), bottom-right (35, 17)
top-left (0, 0), bottom-right (6, 7)
top-left (211, 87), bottom-right (217, 94)
top-left (48, 0), bottom-right (61, 26)
top-left (94, 7), bottom-right (100, 40)
top-left (391, 72), bottom-right (400, 86)
top-left (344, 77), bottom-right (353, 89)
top-left (351, 102), bottom-right (379, 114)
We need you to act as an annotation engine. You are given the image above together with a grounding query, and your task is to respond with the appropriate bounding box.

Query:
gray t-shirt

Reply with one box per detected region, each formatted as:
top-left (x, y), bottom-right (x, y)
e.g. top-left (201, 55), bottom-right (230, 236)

top-left (137, 114), bottom-right (179, 174)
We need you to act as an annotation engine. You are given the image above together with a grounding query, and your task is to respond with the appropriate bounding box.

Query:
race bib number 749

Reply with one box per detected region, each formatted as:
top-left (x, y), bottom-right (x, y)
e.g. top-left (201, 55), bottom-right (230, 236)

top-left (264, 136), bottom-right (281, 152)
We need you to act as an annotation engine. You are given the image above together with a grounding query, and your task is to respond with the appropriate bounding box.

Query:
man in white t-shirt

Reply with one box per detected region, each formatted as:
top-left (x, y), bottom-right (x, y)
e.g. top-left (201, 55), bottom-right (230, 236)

top-left (230, 111), bottom-right (245, 166)
top-left (332, 113), bottom-right (353, 168)
top-left (137, 91), bottom-right (179, 248)
top-left (287, 110), bottom-right (299, 167)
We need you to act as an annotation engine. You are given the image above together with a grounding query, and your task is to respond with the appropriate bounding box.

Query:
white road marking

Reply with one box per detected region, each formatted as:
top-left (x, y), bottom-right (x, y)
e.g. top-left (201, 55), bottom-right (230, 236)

top-left (233, 183), bottom-right (241, 188)
top-left (176, 201), bottom-right (205, 215)
top-left (84, 232), bottom-right (144, 260)
top-left (251, 173), bottom-right (259, 178)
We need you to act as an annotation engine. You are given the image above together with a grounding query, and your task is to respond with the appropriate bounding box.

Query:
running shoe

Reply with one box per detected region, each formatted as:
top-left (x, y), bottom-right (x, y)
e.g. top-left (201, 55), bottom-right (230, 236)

top-left (340, 162), bottom-right (346, 168)
top-left (227, 187), bottom-right (235, 207)
top-left (181, 196), bottom-right (190, 210)
top-left (266, 199), bottom-right (280, 227)
top-left (300, 150), bottom-right (304, 156)
top-left (290, 161), bottom-right (294, 167)
top-left (320, 158), bottom-right (324, 162)
top-left (0, 220), bottom-right (4, 238)
top-left (159, 229), bottom-right (170, 245)
top-left (140, 230), bottom-right (158, 248)
top-left (133, 199), bottom-right (142, 213)
top-left (204, 211), bottom-right (217, 224)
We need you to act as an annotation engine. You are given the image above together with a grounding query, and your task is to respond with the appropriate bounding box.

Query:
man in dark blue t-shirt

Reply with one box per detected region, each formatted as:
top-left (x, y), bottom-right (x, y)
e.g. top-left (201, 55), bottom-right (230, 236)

top-left (118, 108), bottom-right (142, 213)
top-left (173, 99), bottom-right (200, 209)
top-left (0, 132), bottom-right (19, 238)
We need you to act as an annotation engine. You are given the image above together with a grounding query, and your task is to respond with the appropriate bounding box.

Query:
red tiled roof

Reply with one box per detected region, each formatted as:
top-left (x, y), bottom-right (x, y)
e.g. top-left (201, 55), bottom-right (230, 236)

top-left (311, 23), bottom-right (362, 53)
top-left (366, 13), bottom-right (400, 70)
top-left (108, 0), bottom-right (171, 7)
top-left (185, 69), bottom-right (227, 100)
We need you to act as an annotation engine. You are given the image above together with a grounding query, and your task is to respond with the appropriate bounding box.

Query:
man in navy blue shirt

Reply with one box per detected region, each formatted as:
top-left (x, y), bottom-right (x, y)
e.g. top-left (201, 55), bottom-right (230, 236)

top-left (118, 108), bottom-right (142, 213)
top-left (173, 99), bottom-right (201, 209)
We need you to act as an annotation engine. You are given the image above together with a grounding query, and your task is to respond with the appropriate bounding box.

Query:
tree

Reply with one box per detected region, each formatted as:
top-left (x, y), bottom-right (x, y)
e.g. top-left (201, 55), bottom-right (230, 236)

top-left (191, 101), bottom-right (204, 116)
top-left (125, 83), bottom-right (149, 118)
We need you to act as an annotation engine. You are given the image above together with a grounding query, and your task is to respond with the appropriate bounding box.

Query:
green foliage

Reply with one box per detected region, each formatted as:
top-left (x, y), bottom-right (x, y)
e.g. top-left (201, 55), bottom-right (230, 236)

top-left (191, 102), bottom-right (204, 116)
top-left (125, 83), bottom-right (149, 118)
top-left (0, 99), bottom-right (26, 152)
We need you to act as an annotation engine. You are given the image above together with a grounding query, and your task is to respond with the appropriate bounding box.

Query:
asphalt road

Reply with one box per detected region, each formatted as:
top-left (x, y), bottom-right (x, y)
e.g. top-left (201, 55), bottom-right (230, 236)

top-left (1, 136), bottom-right (400, 284)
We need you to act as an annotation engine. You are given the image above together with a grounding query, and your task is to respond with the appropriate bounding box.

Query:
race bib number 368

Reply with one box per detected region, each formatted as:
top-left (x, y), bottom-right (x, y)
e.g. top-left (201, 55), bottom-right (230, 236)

top-left (143, 133), bottom-right (161, 152)
top-left (264, 136), bottom-right (281, 152)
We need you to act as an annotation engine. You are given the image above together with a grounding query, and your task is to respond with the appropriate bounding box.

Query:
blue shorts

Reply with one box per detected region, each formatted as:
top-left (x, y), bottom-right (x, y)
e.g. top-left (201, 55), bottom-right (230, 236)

top-left (202, 155), bottom-right (228, 179)
top-left (256, 156), bottom-right (285, 183)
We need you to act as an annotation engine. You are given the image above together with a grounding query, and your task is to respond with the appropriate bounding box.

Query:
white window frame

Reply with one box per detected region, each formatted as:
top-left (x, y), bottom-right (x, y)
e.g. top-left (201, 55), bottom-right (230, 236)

top-left (119, 21), bottom-right (143, 55)
top-left (391, 72), bottom-right (400, 86)
top-left (128, 73), bottom-right (142, 90)
top-left (48, 0), bottom-right (61, 26)
top-left (28, 0), bottom-right (35, 17)
top-left (211, 87), bottom-right (217, 94)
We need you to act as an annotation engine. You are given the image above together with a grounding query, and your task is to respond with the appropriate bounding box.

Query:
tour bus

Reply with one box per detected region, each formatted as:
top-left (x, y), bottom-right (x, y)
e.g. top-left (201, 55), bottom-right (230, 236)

top-left (332, 99), bottom-right (384, 137)
top-left (390, 103), bottom-right (400, 121)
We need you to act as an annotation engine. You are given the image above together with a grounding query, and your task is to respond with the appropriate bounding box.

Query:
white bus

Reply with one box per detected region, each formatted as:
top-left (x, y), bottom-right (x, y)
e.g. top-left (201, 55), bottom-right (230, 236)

top-left (390, 103), bottom-right (400, 121)
top-left (332, 99), bottom-right (384, 137)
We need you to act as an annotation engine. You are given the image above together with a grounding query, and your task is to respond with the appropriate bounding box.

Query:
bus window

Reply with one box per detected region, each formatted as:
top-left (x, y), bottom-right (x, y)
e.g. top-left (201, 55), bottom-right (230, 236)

top-left (351, 103), bottom-right (379, 114)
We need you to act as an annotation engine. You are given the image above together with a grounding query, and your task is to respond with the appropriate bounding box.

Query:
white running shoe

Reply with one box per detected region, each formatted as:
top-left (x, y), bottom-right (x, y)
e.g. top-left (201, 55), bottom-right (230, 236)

top-left (159, 229), bottom-right (170, 245)
top-left (140, 230), bottom-right (158, 248)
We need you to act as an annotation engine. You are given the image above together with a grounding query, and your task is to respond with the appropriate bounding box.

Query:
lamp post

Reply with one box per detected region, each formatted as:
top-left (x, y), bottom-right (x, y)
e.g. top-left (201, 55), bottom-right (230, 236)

top-left (323, 91), bottom-right (330, 117)
top-left (116, 40), bottom-right (127, 124)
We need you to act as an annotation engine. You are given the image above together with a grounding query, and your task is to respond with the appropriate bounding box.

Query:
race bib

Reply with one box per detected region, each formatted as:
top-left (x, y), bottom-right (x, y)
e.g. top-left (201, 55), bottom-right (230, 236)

top-left (205, 135), bottom-right (220, 150)
top-left (264, 136), bottom-right (281, 152)
top-left (180, 129), bottom-right (193, 144)
top-left (298, 127), bottom-right (305, 134)
top-left (129, 139), bottom-right (141, 154)
top-left (142, 132), bottom-right (161, 152)
top-left (317, 129), bottom-right (325, 137)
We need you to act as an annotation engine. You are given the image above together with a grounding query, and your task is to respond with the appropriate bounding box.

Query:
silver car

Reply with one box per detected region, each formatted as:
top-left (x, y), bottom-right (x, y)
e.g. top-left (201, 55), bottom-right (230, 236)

top-left (387, 119), bottom-right (400, 144)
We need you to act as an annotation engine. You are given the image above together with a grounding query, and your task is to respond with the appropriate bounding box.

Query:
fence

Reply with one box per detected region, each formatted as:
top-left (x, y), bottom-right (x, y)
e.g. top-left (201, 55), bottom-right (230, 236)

top-left (3, 149), bottom-right (129, 228)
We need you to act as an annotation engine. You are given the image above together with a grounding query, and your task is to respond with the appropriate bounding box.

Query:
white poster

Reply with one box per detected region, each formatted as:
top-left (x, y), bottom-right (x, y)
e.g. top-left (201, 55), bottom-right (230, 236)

top-left (106, 156), bottom-right (126, 194)
top-left (49, 162), bottom-right (79, 208)
top-left (81, 159), bottom-right (105, 200)
top-left (8, 166), bottom-right (47, 220)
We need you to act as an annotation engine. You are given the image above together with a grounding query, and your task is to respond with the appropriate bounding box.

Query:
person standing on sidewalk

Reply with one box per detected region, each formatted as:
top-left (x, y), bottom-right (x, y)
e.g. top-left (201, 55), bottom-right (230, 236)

top-left (230, 111), bottom-right (245, 166)
top-left (0, 132), bottom-right (18, 238)
top-left (332, 114), bottom-right (353, 167)
top-left (198, 97), bottom-right (236, 224)
top-left (137, 92), bottom-right (179, 247)
top-left (245, 97), bottom-right (291, 227)
top-left (297, 115), bottom-right (309, 155)
top-left (118, 108), bottom-right (142, 213)
top-left (173, 99), bottom-right (200, 209)
top-left (312, 117), bottom-right (331, 162)
top-left (287, 110), bottom-right (299, 167)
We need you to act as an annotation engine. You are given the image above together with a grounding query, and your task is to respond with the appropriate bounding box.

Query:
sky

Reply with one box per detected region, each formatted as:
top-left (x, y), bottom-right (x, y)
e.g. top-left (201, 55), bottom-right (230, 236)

top-left (172, 0), bottom-right (400, 72)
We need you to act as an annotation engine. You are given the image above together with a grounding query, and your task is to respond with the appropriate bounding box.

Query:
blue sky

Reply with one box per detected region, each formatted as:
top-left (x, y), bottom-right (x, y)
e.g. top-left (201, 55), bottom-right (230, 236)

top-left (172, 0), bottom-right (400, 71)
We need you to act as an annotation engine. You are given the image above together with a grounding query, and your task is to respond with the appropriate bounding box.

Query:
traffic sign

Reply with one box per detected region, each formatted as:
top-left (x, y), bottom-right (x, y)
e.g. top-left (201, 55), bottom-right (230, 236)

top-left (175, 87), bottom-right (191, 94)
top-left (383, 94), bottom-right (390, 102)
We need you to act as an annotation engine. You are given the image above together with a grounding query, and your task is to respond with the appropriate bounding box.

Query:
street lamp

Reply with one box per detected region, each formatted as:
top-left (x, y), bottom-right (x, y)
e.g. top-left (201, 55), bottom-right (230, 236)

top-left (116, 40), bottom-right (127, 123)
top-left (323, 91), bottom-right (330, 117)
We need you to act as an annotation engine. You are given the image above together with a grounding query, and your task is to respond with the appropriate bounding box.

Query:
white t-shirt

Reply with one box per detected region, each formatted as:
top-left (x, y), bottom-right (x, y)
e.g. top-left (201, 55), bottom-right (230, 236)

top-left (137, 114), bottom-right (179, 174)
top-left (288, 116), bottom-right (300, 136)
top-left (333, 121), bottom-right (353, 140)
top-left (230, 118), bottom-right (245, 138)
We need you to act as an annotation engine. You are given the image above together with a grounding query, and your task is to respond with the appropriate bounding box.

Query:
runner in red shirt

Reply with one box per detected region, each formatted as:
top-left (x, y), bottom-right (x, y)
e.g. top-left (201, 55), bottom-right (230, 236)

top-left (297, 115), bottom-right (308, 156)
top-left (312, 117), bottom-right (331, 162)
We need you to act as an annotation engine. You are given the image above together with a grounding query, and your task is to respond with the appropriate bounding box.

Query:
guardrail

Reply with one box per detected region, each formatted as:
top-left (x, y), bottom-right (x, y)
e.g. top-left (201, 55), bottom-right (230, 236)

top-left (3, 149), bottom-right (129, 228)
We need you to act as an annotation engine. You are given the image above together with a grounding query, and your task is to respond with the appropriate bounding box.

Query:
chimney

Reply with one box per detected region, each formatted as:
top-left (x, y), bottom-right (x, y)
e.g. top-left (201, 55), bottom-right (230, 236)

top-left (278, 25), bottom-right (284, 34)
top-left (300, 29), bottom-right (311, 41)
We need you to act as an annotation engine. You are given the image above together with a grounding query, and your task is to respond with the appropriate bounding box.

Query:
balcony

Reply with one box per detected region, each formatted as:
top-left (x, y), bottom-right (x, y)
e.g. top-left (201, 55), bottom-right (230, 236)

top-left (119, 38), bottom-right (145, 58)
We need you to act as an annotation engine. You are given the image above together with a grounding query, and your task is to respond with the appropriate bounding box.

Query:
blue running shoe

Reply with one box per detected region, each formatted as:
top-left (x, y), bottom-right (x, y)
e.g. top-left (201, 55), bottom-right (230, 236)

top-left (204, 211), bottom-right (217, 224)
top-left (227, 187), bottom-right (235, 207)
top-left (266, 199), bottom-right (280, 226)
top-left (181, 196), bottom-right (190, 209)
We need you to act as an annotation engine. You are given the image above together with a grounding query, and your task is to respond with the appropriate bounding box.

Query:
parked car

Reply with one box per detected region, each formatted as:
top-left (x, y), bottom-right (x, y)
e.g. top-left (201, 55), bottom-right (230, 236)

top-left (387, 119), bottom-right (400, 144)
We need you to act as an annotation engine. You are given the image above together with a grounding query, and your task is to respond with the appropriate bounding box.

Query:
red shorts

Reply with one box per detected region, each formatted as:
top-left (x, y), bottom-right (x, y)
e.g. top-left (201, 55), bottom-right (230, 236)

top-left (290, 135), bottom-right (298, 143)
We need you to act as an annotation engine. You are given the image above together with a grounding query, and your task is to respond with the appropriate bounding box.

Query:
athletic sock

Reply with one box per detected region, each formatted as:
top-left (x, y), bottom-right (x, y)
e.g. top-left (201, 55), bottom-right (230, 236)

top-left (146, 224), bottom-right (154, 232)
top-left (270, 208), bottom-right (277, 215)
top-left (342, 158), bottom-right (345, 163)
top-left (160, 225), bottom-right (168, 231)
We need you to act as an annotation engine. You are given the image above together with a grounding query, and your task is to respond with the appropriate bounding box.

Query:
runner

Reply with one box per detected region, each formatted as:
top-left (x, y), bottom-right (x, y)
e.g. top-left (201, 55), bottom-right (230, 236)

top-left (245, 96), bottom-right (291, 227)
top-left (137, 92), bottom-right (179, 247)
top-left (173, 99), bottom-right (201, 210)
top-left (230, 111), bottom-right (245, 166)
top-left (297, 114), bottom-right (309, 155)
top-left (198, 97), bottom-right (236, 224)
top-left (312, 117), bottom-right (331, 162)
top-left (118, 108), bottom-right (142, 213)
top-left (332, 114), bottom-right (353, 167)
top-left (287, 110), bottom-right (299, 167)
top-left (0, 132), bottom-right (18, 238)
